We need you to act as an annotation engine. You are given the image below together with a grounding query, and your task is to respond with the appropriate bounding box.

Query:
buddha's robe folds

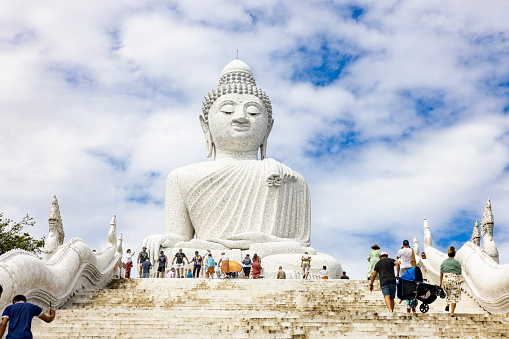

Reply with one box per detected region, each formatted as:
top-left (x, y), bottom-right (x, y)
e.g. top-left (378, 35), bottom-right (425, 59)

top-left (165, 158), bottom-right (311, 247)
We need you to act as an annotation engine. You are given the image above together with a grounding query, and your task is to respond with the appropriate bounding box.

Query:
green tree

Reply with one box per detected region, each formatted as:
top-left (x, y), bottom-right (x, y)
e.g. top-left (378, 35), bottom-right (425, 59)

top-left (0, 213), bottom-right (45, 256)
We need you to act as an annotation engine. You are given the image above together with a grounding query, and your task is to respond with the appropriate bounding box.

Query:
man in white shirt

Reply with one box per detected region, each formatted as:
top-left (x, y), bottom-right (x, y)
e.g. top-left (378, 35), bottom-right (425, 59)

top-left (320, 266), bottom-right (329, 279)
top-left (397, 240), bottom-right (414, 276)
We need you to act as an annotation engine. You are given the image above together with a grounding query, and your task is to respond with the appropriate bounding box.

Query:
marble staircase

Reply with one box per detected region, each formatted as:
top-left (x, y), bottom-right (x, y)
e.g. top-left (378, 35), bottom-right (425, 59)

top-left (31, 279), bottom-right (508, 338)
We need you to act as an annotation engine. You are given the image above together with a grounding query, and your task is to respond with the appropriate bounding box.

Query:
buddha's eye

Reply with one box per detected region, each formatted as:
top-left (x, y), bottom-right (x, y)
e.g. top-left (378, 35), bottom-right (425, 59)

top-left (220, 104), bottom-right (234, 114)
top-left (246, 106), bottom-right (261, 115)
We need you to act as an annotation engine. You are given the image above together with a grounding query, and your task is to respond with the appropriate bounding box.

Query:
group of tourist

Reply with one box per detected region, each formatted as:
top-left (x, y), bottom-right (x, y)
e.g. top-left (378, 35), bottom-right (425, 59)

top-left (367, 240), bottom-right (462, 316)
top-left (125, 248), bottom-right (351, 280)
top-left (125, 248), bottom-right (266, 279)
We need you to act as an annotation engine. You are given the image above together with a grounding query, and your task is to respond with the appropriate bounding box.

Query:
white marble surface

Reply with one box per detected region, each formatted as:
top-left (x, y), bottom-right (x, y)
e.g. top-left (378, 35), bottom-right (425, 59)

top-left (43, 195), bottom-right (65, 262)
top-left (417, 200), bottom-right (509, 314)
top-left (143, 59), bottom-right (341, 278)
top-left (480, 199), bottom-right (499, 263)
top-left (0, 198), bottom-right (122, 312)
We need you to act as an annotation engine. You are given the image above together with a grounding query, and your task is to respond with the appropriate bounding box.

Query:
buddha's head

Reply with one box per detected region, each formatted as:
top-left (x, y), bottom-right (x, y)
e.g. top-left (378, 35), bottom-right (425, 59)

top-left (201, 60), bottom-right (274, 159)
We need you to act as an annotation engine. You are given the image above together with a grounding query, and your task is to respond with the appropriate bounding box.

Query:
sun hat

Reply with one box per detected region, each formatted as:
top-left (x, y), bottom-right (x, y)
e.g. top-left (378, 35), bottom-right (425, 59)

top-left (371, 244), bottom-right (380, 250)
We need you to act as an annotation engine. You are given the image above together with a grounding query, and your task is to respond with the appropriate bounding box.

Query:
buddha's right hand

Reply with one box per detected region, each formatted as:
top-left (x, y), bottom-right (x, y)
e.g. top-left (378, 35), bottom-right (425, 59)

top-left (143, 234), bottom-right (185, 264)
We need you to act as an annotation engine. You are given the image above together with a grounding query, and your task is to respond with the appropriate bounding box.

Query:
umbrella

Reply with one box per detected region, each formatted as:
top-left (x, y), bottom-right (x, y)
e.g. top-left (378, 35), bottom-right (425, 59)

top-left (228, 261), bottom-right (242, 273)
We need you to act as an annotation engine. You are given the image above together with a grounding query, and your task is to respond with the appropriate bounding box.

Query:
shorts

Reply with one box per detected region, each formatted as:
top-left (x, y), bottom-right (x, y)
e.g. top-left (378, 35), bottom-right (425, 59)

top-left (141, 272), bottom-right (150, 278)
top-left (207, 266), bottom-right (214, 274)
top-left (302, 262), bottom-right (310, 273)
top-left (381, 284), bottom-right (396, 299)
top-left (157, 265), bottom-right (166, 272)
top-left (175, 263), bottom-right (184, 269)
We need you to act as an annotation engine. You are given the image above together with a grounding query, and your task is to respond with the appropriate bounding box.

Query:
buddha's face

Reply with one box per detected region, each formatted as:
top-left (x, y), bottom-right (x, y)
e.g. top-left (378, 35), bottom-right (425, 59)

top-left (207, 93), bottom-right (270, 153)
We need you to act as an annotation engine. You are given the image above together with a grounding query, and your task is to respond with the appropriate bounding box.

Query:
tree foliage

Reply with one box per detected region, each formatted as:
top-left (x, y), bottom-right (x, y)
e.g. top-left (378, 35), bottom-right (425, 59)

top-left (0, 213), bottom-right (45, 256)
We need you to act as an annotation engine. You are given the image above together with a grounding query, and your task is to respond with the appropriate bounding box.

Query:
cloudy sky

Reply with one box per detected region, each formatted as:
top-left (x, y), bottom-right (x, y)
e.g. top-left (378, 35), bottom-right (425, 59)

top-left (1, 0), bottom-right (508, 279)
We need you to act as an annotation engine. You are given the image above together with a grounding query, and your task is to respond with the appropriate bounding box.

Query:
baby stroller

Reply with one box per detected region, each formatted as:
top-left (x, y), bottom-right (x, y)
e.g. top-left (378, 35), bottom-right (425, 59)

top-left (397, 266), bottom-right (446, 313)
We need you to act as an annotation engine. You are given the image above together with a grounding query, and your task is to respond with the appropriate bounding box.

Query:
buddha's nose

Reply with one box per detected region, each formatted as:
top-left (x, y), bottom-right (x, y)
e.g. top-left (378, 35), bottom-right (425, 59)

top-left (232, 106), bottom-right (249, 123)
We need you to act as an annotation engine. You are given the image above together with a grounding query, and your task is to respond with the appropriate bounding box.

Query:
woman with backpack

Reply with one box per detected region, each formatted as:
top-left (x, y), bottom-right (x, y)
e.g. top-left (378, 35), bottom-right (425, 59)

top-left (242, 254), bottom-right (253, 279)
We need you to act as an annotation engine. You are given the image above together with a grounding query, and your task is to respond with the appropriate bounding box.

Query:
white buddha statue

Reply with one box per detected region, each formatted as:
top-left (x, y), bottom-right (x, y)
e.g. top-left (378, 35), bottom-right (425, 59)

top-left (144, 59), bottom-right (341, 278)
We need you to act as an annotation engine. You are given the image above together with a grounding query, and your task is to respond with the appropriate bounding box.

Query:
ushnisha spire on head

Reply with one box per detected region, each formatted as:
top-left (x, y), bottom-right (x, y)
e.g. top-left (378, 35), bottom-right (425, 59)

top-left (201, 59), bottom-right (273, 123)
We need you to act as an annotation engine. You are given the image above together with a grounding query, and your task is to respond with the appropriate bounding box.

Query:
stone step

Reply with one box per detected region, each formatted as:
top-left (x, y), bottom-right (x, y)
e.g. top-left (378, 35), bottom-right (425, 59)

top-left (27, 278), bottom-right (508, 338)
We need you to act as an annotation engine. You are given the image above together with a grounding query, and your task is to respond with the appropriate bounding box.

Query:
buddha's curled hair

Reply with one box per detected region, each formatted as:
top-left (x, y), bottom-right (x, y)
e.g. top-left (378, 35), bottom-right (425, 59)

top-left (201, 69), bottom-right (272, 123)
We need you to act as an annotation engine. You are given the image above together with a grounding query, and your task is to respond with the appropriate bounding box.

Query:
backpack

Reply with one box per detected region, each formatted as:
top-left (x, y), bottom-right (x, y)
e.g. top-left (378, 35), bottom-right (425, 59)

top-left (243, 257), bottom-right (251, 265)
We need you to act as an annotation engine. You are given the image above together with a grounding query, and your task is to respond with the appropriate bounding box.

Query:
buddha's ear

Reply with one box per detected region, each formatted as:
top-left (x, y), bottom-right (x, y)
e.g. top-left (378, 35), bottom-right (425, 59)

top-left (260, 118), bottom-right (274, 160)
top-left (200, 115), bottom-right (214, 158)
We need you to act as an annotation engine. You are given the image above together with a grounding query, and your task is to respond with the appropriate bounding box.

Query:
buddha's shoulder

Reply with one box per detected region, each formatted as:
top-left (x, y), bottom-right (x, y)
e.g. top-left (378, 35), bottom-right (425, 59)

top-left (166, 159), bottom-right (307, 183)
top-left (166, 161), bottom-right (219, 180)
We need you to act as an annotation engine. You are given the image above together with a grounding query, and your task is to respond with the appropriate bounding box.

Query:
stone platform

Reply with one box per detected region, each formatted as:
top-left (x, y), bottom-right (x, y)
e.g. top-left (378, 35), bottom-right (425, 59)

top-left (30, 279), bottom-right (508, 338)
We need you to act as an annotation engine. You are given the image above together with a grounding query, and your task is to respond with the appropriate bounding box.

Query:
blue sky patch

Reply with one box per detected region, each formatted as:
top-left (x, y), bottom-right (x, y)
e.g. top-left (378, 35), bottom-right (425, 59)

top-left (288, 40), bottom-right (357, 86)
top-left (47, 64), bottom-right (96, 88)
top-left (130, 76), bottom-right (186, 101)
top-left (127, 195), bottom-right (150, 204)
top-left (305, 120), bottom-right (362, 158)
top-left (107, 27), bottom-right (122, 51)
top-left (469, 32), bottom-right (507, 47)
top-left (124, 172), bottom-right (163, 205)
top-left (479, 76), bottom-right (509, 102)
top-left (350, 5), bottom-right (364, 21)
top-left (434, 209), bottom-right (478, 251)
top-left (398, 89), bottom-right (454, 126)
top-left (326, 2), bottom-right (365, 22)
top-left (126, 194), bottom-right (163, 206)
top-left (88, 151), bottom-right (128, 172)
top-left (245, 3), bottom-right (288, 27)
top-left (6, 30), bottom-right (36, 45)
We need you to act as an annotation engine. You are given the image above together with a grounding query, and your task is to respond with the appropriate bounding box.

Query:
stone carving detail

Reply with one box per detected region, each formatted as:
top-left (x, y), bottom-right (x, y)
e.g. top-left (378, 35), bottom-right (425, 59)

top-left (480, 199), bottom-right (499, 263)
top-left (43, 195), bottom-right (65, 262)
top-left (0, 197), bottom-right (122, 312)
top-left (117, 232), bottom-right (123, 257)
top-left (471, 220), bottom-right (480, 247)
top-left (417, 199), bottom-right (508, 314)
top-left (412, 236), bottom-right (419, 258)
top-left (423, 218), bottom-right (432, 248)
top-left (143, 59), bottom-right (341, 278)
top-left (108, 215), bottom-right (117, 246)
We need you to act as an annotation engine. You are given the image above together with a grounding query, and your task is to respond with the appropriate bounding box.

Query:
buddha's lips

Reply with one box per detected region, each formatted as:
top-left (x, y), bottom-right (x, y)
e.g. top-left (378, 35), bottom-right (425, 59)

top-left (232, 123), bottom-right (250, 131)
